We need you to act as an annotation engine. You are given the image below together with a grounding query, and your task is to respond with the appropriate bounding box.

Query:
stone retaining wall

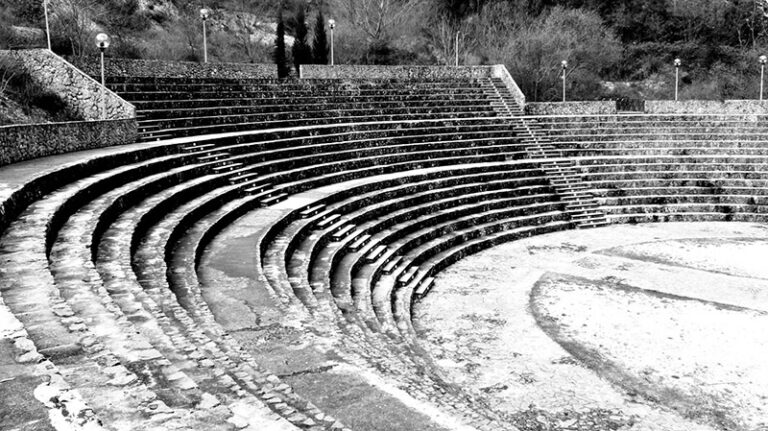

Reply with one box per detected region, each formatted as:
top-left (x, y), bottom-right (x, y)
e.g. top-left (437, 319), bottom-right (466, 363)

top-left (490, 65), bottom-right (526, 108)
top-left (0, 119), bottom-right (137, 167)
top-left (69, 57), bottom-right (276, 80)
top-left (645, 100), bottom-right (768, 115)
top-left (300, 64), bottom-right (499, 80)
top-left (525, 101), bottom-right (617, 116)
top-left (0, 49), bottom-right (134, 121)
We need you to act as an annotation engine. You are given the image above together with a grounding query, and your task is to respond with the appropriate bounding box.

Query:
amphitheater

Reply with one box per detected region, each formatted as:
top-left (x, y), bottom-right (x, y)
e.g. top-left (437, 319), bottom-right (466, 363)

top-left (1, 53), bottom-right (767, 431)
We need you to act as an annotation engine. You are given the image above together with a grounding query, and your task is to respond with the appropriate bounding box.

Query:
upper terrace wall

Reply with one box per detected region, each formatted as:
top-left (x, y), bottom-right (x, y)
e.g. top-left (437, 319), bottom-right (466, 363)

top-left (0, 49), bottom-right (134, 121)
top-left (300, 64), bottom-right (496, 80)
top-left (645, 100), bottom-right (768, 115)
top-left (69, 57), bottom-right (276, 80)
top-left (525, 101), bottom-right (617, 116)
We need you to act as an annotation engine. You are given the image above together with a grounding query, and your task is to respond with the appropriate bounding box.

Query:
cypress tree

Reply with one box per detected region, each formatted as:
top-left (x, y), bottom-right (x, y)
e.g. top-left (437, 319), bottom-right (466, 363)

top-left (312, 9), bottom-right (329, 64)
top-left (291, 5), bottom-right (312, 75)
top-left (274, 4), bottom-right (290, 79)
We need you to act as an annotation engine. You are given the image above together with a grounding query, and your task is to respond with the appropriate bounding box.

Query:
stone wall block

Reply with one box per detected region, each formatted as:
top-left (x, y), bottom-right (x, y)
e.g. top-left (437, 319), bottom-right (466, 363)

top-left (525, 101), bottom-right (617, 116)
top-left (645, 100), bottom-right (768, 116)
top-left (300, 65), bottom-right (497, 80)
top-left (68, 57), bottom-right (276, 80)
top-left (0, 49), bottom-right (134, 121)
top-left (0, 120), bottom-right (138, 167)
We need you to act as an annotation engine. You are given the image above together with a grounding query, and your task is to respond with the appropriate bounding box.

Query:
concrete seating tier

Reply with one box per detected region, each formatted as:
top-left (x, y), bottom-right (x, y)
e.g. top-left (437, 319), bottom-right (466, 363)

top-left (138, 110), bottom-right (500, 140)
top-left (133, 94), bottom-right (492, 111)
top-left (520, 113), bottom-right (768, 224)
top-left (264, 165), bottom-right (555, 321)
top-left (529, 116), bottom-right (768, 143)
top-left (3, 115), bottom-right (560, 430)
top-left (106, 76), bottom-right (507, 140)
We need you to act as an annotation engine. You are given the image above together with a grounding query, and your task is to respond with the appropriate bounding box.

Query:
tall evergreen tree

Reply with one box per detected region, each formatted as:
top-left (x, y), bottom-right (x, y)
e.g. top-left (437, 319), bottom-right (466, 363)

top-left (274, 4), bottom-right (290, 78)
top-left (312, 9), bottom-right (329, 64)
top-left (291, 5), bottom-right (312, 74)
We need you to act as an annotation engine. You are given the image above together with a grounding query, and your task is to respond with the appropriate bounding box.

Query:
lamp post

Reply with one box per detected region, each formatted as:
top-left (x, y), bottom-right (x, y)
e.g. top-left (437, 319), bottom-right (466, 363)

top-left (95, 33), bottom-right (110, 87)
top-left (674, 58), bottom-right (681, 101)
top-left (561, 60), bottom-right (568, 102)
top-left (328, 19), bottom-right (335, 66)
top-left (760, 55), bottom-right (767, 101)
top-left (43, 0), bottom-right (51, 51)
top-left (200, 8), bottom-right (210, 63)
top-left (96, 33), bottom-right (110, 120)
top-left (455, 31), bottom-right (460, 67)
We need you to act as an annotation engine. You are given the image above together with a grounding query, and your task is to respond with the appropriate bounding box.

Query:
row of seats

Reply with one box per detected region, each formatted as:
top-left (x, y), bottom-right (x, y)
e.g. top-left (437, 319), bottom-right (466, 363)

top-left (106, 76), bottom-right (521, 140)
top-left (0, 117), bottom-right (545, 431)
top-left (527, 114), bottom-right (768, 224)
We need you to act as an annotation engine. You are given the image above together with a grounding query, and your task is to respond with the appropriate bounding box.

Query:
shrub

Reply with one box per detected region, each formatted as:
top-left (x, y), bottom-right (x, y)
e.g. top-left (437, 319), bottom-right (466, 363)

top-left (291, 5), bottom-right (312, 73)
top-left (312, 9), bottom-right (329, 64)
top-left (274, 4), bottom-right (290, 78)
top-left (493, 6), bottom-right (622, 101)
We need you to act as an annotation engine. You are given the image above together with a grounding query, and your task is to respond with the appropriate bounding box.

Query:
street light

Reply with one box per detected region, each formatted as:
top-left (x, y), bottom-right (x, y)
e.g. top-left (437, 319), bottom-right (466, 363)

top-left (200, 8), bottom-right (210, 63)
top-left (455, 31), bottom-right (460, 67)
top-left (95, 33), bottom-right (110, 87)
top-left (96, 33), bottom-right (110, 120)
top-left (328, 18), bottom-right (335, 66)
top-left (561, 60), bottom-right (568, 102)
top-left (43, 0), bottom-right (51, 51)
top-left (760, 55), bottom-right (767, 101)
top-left (674, 58), bottom-right (681, 101)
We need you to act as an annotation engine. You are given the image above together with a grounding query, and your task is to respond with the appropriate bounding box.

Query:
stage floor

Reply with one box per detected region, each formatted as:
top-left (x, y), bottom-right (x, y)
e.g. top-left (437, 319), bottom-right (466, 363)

top-left (414, 222), bottom-right (768, 431)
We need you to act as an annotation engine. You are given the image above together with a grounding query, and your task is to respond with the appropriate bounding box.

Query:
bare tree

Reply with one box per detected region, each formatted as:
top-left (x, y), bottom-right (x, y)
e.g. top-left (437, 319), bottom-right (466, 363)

top-left (51, 0), bottom-right (101, 57)
top-left (232, 0), bottom-right (275, 62)
top-left (424, 16), bottom-right (474, 65)
top-left (331, 0), bottom-right (426, 44)
top-left (476, 6), bottom-right (621, 101)
top-left (0, 58), bottom-right (18, 95)
top-left (172, 1), bottom-right (203, 61)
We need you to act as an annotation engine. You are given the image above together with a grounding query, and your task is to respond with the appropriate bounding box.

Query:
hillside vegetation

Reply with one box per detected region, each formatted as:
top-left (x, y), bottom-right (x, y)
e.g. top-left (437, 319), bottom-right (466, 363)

top-left (0, 55), bottom-right (72, 125)
top-left (1, 0), bottom-right (767, 101)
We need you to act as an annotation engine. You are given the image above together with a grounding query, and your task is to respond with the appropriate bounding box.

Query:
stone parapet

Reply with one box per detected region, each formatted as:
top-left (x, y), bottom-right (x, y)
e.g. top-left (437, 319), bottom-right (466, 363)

top-left (489, 65), bottom-right (526, 108)
top-left (0, 49), bottom-right (134, 121)
top-left (300, 64), bottom-right (498, 80)
top-left (645, 100), bottom-right (768, 115)
top-left (524, 101), bottom-right (617, 116)
top-left (0, 119), bottom-right (137, 167)
top-left (69, 57), bottom-right (276, 80)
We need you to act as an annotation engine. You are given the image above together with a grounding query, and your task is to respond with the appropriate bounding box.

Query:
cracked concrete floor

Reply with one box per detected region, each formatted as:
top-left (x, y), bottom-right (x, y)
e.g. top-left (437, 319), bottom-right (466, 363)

top-left (413, 222), bottom-right (768, 431)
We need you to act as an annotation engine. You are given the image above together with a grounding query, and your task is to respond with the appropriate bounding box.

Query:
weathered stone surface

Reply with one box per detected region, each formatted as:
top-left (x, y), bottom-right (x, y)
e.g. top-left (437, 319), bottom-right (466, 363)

top-left (69, 57), bottom-right (277, 80)
top-left (0, 49), bottom-right (134, 121)
top-left (525, 101), bottom-right (617, 116)
top-left (301, 64), bottom-right (496, 80)
top-left (416, 222), bottom-right (768, 431)
top-left (302, 64), bottom-right (525, 110)
top-left (0, 119), bottom-right (138, 167)
top-left (645, 99), bottom-right (768, 114)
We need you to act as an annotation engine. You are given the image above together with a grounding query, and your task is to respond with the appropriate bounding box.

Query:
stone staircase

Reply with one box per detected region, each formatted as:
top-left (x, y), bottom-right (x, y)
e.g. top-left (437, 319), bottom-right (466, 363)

top-left (181, 142), bottom-right (288, 206)
top-left (481, 78), bottom-right (524, 117)
top-left (480, 79), bottom-right (607, 228)
top-left (137, 122), bottom-right (175, 142)
top-left (511, 119), bottom-right (608, 229)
